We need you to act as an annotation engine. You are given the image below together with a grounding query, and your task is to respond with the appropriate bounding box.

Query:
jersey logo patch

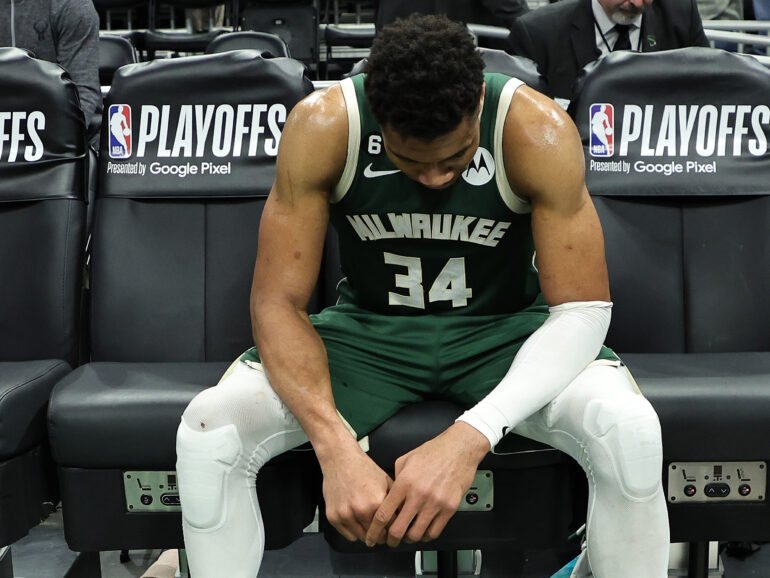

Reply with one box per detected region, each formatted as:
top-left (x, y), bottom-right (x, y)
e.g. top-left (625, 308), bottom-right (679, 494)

top-left (363, 163), bottom-right (401, 178)
top-left (461, 147), bottom-right (495, 186)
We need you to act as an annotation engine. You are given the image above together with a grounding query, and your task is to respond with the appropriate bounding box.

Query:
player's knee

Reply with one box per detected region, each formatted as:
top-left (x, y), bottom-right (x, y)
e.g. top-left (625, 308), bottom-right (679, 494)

top-left (583, 396), bottom-right (663, 500)
top-left (180, 365), bottom-right (294, 440)
top-left (176, 419), bottom-right (242, 530)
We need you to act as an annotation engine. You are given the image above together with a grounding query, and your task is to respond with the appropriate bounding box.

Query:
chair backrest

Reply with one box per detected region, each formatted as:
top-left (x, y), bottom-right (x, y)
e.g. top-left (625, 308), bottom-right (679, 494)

top-left (91, 51), bottom-right (314, 362)
top-left (0, 48), bottom-right (88, 366)
top-left (342, 49), bottom-right (545, 91)
top-left (206, 30), bottom-right (290, 57)
top-left (570, 47), bottom-right (770, 353)
top-left (99, 34), bottom-right (139, 86)
top-left (479, 48), bottom-right (546, 93)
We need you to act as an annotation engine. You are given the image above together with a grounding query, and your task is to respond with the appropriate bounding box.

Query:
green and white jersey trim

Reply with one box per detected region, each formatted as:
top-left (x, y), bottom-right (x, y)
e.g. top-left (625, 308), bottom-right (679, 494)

top-left (332, 77), bottom-right (360, 204)
top-left (494, 78), bottom-right (531, 214)
top-left (332, 75), bottom-right (531, 214)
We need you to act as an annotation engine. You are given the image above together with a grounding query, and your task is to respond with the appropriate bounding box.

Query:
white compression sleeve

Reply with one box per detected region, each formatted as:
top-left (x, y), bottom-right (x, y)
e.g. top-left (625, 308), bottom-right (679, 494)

top-left (456, 301), bottom-right (613, 449)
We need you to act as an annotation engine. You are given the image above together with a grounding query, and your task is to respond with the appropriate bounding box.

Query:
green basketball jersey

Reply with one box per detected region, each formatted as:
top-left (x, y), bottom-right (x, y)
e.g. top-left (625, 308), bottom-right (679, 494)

top-left (329, 73), bottom-right (541, 316)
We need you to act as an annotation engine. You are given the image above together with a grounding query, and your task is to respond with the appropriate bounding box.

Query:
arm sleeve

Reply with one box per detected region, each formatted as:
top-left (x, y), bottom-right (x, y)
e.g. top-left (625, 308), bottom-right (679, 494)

top-left (52, 0), bottom-right (102, 125)
top-left (456, 300), bottom-right (612, 449)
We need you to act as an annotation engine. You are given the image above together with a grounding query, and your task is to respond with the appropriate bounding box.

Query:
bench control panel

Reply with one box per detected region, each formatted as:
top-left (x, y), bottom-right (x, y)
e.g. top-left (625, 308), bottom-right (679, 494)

top-left (124, 471), bottom-right (181, 512)
top-left (458, 470), bottom-right (494, 512)
top-left (668, 462), bottom-right (766, 503)
top-left (123, 469), bottom-right (494, 512)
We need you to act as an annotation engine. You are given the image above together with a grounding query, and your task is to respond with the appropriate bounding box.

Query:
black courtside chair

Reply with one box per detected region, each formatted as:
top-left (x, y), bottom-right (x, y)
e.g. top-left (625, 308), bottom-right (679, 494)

top-left (0, 47), bottom-right (88, 576)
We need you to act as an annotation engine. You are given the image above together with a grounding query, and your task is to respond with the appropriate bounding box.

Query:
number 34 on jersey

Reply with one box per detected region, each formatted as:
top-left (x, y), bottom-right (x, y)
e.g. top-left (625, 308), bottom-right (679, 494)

top-left (384, 252), bottom-right (472, 310)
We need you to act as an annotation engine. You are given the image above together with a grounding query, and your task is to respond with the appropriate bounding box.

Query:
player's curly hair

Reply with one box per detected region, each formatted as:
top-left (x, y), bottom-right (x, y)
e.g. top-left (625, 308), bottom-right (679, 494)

top-left (364, 13), bottom-right (484, 141)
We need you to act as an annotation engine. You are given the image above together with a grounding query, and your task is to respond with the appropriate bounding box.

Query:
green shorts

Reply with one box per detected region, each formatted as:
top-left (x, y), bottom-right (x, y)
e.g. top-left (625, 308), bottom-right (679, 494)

top-left (242, 298), bottom-right (618, 438)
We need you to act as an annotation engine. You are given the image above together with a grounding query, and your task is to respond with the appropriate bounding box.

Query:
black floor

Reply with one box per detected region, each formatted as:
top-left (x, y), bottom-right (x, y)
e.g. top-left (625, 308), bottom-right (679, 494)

top-left (7, 509), bottom-right (770, 577)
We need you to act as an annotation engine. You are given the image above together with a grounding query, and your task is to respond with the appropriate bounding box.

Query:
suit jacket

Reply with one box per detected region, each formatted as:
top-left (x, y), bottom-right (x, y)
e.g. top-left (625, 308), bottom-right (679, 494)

top-left (375, 0), bottom-right (529, 31)
top-left (507, 0), bottom-right (709, 100)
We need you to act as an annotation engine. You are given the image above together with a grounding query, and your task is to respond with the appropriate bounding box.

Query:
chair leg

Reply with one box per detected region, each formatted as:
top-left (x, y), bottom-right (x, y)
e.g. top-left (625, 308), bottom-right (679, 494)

top-left (63, 551), bottom-right (102, 578)
top-left (0, 547), bottom-right (13, 578)
top-left (687, 541), bottom-right (709, 578)
top-left (436, 550), bottom-right (458, 578)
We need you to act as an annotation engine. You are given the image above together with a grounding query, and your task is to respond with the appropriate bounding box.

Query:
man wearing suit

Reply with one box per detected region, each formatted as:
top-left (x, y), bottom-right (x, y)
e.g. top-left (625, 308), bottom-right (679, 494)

top-left (507, 0), bottom-right (709, 102)
top-left (376, 0), bottom-right (530, 30)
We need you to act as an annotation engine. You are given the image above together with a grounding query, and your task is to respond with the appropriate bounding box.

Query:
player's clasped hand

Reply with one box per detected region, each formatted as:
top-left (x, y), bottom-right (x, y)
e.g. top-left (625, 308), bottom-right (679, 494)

top-left (322, 446), bottom-right (394, 544)
top-left (365, 422), bottom-right (490, 548)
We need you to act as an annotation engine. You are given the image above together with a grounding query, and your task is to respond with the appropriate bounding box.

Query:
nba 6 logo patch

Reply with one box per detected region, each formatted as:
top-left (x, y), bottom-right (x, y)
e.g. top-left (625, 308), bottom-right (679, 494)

top-left (589, 103), bottom-right (614, 157)
top-left (109, 104), bottom-right (132, 159)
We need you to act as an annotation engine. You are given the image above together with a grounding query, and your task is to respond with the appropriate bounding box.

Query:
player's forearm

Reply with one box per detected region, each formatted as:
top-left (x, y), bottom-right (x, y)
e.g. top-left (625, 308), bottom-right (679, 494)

top-left (457, 301), bottom-right (612, 449)
top-left (252, 301), bottom-right (359, 459)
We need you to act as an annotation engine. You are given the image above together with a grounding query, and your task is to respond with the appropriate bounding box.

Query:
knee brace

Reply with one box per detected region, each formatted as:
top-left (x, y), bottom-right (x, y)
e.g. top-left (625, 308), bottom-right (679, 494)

top-left (583, 396), bottom-right (663, 501)
top-left (176, 421), bottom-right (243, 531)
top-left (176, 361), bottom-right (308, 530)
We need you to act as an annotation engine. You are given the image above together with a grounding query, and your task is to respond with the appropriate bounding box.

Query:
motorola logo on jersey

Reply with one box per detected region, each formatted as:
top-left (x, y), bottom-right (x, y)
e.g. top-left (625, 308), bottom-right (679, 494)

top-left (109, 105), bottom-right (132, 159)
top-left (462, 147), bottom-right (495, 186)
top-left (0, 111), bottom-right (45, 162)
top-left (589, 104), bottom-right (614, 157)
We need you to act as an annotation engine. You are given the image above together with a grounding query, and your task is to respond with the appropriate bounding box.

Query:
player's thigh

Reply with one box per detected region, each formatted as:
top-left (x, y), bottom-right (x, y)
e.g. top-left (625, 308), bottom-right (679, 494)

top-left (313, 306), bottom-right (433, 438)
top-left (516, 361), bottom-right (663, 495)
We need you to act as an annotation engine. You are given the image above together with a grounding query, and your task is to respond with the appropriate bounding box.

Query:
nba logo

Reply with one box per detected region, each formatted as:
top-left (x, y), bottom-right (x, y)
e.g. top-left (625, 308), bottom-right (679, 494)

top-left (589, 103), bottom-right (614, 157)
top-left (109, 104), bottom-right (132, 159)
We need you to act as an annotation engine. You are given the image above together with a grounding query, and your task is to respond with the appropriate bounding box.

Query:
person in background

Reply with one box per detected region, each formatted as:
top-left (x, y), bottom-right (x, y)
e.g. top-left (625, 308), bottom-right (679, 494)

top-left (375, 0), bottom-right (529, 48)
top-left (187, 5), bottom-right (224, 33)
top-left (0, 0), bottom-right (101, 132)
top-left (753, 0), bottom-right (770, 20)
top-left (697, 0), bottom-right (743, 21)
top-left (507, 0), bottom-right (709, 103)
top-left (697, 0), bottom-right (743, 51)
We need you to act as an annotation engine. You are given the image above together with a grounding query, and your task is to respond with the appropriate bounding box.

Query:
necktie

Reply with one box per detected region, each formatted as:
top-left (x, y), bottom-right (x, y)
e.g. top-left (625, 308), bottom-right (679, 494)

top-left (614, 24), bottom-right (632, 51)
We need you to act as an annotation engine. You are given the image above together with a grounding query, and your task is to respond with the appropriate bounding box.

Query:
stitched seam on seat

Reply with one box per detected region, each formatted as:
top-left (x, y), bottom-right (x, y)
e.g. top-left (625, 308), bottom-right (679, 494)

top-left (62, 200), bottom-right (73, 360)
top-left (0, 360), bottom-right (68, 405)
top-left (203, 203), bottom-right (208, 361)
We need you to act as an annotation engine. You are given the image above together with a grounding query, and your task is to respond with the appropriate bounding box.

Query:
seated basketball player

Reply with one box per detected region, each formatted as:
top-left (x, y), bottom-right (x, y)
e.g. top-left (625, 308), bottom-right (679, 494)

top-left (175, 14), bottom-right (669, 578)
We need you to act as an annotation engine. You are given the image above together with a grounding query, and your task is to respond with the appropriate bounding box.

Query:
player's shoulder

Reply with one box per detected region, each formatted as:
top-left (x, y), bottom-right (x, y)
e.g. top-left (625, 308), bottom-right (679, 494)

top-left (506, 85), bottom-right (576, 152)
top-left (287, 83), bottom-right (348, 138)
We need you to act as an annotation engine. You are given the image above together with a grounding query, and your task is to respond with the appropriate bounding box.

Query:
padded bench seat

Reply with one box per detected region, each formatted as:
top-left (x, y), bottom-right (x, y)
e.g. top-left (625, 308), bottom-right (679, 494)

top-left (624, 352), bottom-right (770, 543)
top-left (625, 353), bottom-right (770, 462)
top-left (48, 361), bottom-right (321, 552)
top-left (0, 360), bottom-right (71, 545)
top-left (49, 362), bottom-right (229, 469)
top-left (1, 361), bottom-right (71, 464)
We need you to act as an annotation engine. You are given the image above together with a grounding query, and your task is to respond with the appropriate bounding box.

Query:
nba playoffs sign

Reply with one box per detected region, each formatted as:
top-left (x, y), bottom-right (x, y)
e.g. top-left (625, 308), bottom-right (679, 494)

top-left (572, 48), bottom-right (770, 196)
top-left (0, 48), bottom-right (86, 201)
top-left (100, 52), bottom-right (312, 199)
top-left (105, 102), bottom-right (286, 177)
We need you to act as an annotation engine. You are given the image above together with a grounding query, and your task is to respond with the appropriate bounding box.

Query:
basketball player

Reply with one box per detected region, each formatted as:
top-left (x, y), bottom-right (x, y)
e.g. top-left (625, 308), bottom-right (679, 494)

top-left (176, 14), bottom-right (669, 578)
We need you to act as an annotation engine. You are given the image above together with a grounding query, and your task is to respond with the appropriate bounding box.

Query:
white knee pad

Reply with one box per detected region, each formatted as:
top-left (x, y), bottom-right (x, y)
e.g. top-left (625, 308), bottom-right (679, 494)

top-left (176, 421), bottom-right (243, 531)
top-left (583, 396), bottom-right (663, 501)
top-left (176, 361), bottom-right (308, 530)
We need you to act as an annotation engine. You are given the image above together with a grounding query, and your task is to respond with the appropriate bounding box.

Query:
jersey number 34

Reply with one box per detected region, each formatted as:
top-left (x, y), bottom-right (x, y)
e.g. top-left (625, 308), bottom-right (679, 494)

top-left (384, 252), bottom-right (472, 309)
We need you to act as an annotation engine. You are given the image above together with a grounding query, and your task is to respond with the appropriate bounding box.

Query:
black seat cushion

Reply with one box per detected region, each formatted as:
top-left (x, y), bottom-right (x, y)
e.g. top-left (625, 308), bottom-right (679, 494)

top-left (48, 362), bottom-right (230, 469)
top-left (0, 361), bottom-right (71, 461)
top-left (624, 352), bottom-right (770, 461)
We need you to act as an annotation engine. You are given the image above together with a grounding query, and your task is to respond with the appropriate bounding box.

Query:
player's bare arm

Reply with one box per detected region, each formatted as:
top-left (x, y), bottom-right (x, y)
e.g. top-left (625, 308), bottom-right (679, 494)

top-left (251, 85), bottom-right (392, 543)
top-left (504, 86), bottom-right (610, 305)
